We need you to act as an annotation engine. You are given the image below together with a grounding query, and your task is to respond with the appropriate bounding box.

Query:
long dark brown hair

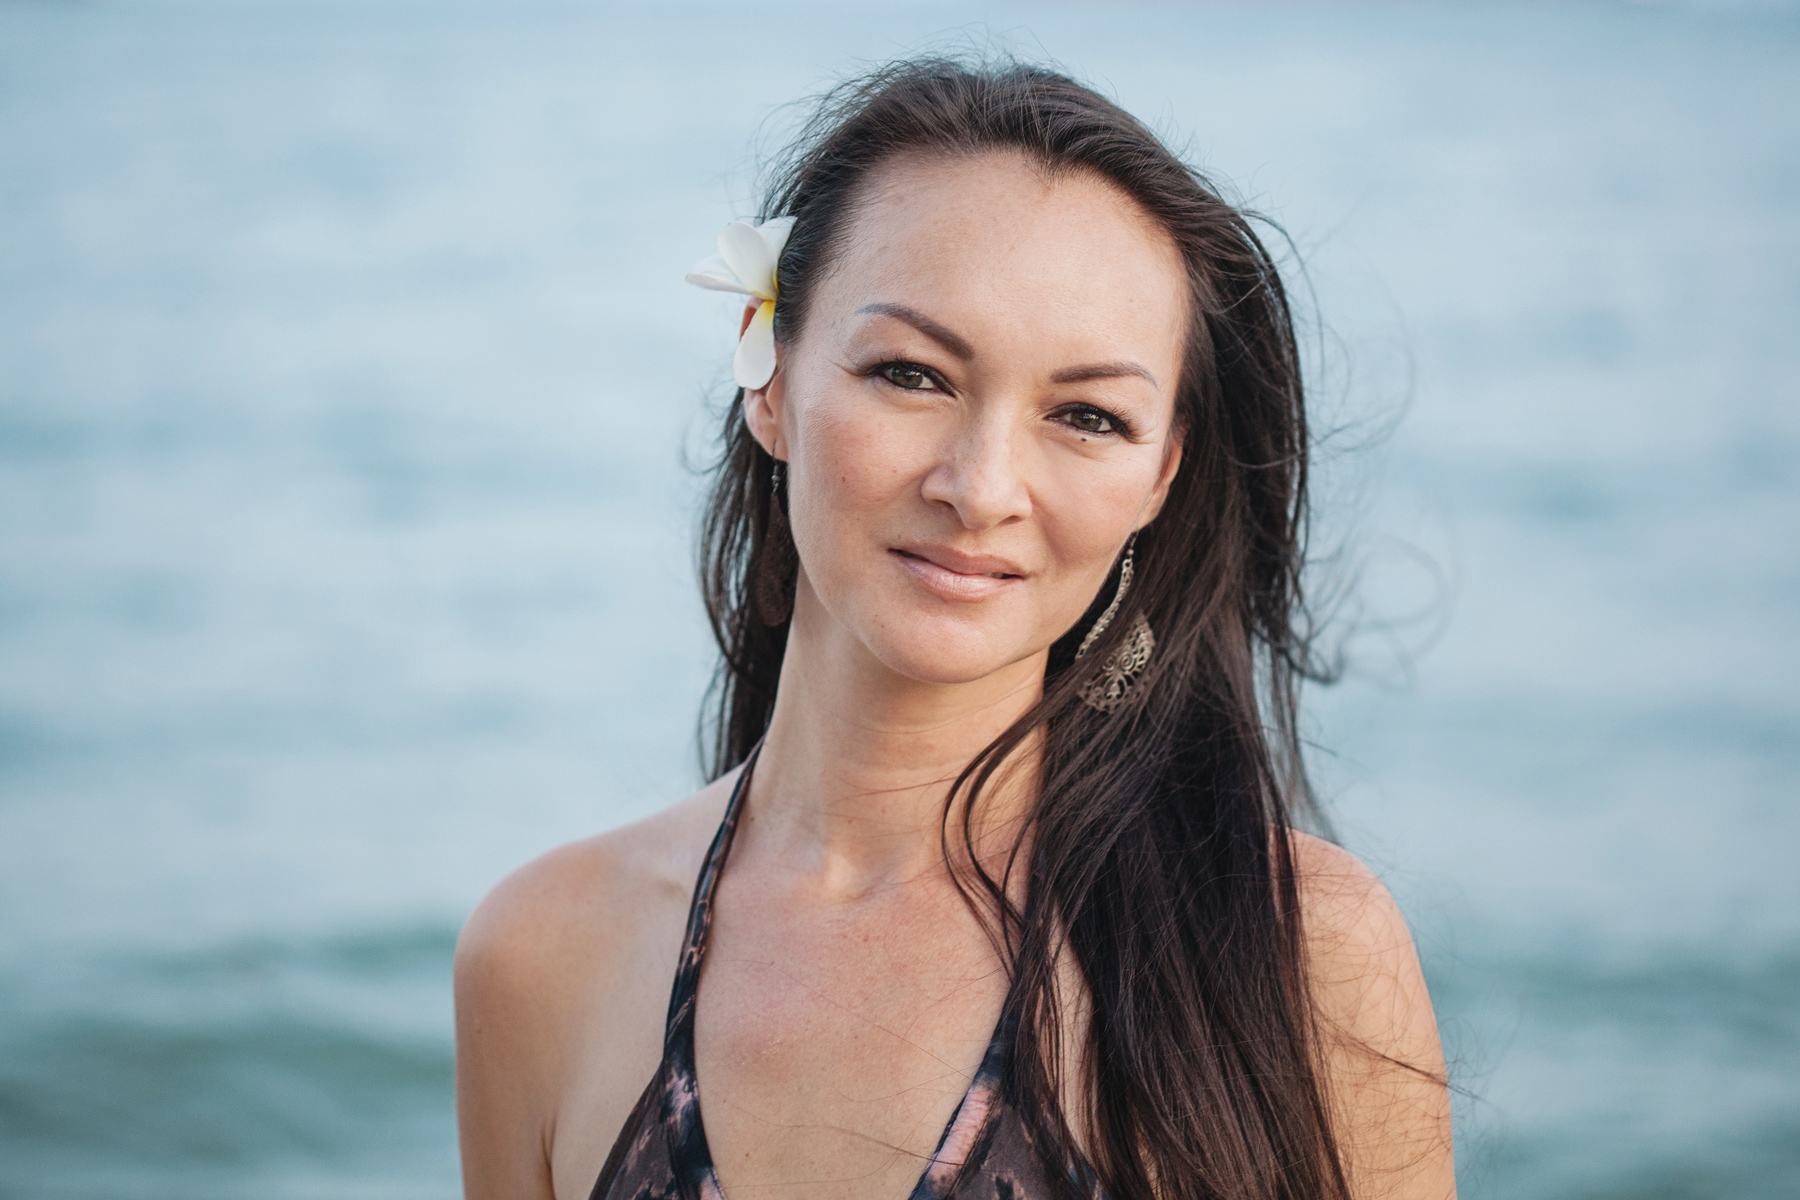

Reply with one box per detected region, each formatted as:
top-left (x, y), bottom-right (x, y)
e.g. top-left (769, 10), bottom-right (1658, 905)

top-left (698, 58), bottom-right (1347, 1200)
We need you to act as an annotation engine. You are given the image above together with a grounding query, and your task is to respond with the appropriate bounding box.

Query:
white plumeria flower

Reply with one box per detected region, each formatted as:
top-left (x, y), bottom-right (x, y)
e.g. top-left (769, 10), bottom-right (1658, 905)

top-left (685, 215), bottom-right (797, 390)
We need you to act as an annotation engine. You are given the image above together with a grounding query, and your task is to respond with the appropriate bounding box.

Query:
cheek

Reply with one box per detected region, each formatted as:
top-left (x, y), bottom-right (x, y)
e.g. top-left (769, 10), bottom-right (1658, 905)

top-left (813, 403), bottom-right (904, 500)
top-left (1035, 450), bottom-right (1166, 562)
top-left (785, 390), bottom-right (924, 562)
top-left (1026, 450), bottom-right (1171, 640)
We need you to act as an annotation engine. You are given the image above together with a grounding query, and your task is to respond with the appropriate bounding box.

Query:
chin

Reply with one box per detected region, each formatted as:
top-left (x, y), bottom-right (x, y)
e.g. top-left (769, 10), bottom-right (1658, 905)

top-left (856, 604), bottom-right (1036, 687)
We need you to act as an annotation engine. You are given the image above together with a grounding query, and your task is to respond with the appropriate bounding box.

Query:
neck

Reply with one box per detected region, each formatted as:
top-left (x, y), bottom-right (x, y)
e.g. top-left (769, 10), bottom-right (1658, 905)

top-left (748, 584), bottom-right (1044, 898)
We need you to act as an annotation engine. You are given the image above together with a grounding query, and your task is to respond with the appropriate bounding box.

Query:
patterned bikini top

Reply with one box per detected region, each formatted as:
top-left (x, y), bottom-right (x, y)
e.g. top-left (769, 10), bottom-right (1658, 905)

top-left (589, 745), bottom-right (1104, 1200)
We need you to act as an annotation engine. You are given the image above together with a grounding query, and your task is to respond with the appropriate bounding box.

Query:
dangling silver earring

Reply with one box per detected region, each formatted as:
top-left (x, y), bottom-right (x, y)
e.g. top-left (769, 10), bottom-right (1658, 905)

top-left (1076, 533), bottom-right (1154, 714)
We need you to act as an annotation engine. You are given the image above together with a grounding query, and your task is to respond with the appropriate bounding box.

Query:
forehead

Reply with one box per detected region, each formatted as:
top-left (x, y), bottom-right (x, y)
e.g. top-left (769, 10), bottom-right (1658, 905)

top-left (810, 151), bottom-right (1190, 372)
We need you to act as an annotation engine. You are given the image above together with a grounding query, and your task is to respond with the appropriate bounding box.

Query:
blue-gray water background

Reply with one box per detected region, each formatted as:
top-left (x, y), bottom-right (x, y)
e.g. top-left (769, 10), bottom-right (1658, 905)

top-left (2, 2), bottom-right (1797, 1196)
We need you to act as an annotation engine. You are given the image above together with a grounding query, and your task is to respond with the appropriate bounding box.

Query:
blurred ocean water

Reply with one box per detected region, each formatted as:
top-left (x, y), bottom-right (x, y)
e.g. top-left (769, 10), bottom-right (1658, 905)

top-left (1, 1), bottom-right (1796, 1197)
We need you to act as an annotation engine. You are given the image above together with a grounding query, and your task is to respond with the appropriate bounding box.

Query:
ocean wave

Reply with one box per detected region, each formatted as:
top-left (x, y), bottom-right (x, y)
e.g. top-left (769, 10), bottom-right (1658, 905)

top-left (0, 927), bottom-right (459, 1199)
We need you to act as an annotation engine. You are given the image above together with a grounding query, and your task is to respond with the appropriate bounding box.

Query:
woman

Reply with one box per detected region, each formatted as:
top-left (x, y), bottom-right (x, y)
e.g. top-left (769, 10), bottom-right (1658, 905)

top-left (456, 59), bottom-right (1454, 1200)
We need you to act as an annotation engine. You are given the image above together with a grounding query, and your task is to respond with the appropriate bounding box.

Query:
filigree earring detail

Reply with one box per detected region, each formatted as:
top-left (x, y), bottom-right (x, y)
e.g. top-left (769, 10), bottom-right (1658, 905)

top-left (755, 458), bottom-right (798, 626)
top-left (1076, 533), bottom-right (1154, 714)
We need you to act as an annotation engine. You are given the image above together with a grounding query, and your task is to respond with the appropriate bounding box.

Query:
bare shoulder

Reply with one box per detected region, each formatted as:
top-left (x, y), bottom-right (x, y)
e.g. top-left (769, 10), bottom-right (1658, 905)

top-left (1287, 832), bottom-right (1455, 1199)
top-left (456, 771), bottom-right (738, 999)
top-left (1288, 832), bottom-right (1417, 974)
top-left (1286, 830), bottom-right (1437, 1058)
top-left (454, 768), bottom-right (742, 1200)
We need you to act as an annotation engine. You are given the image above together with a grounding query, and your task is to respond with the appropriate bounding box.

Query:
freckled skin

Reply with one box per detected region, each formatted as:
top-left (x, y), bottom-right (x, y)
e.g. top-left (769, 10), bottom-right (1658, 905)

top-left (684, 152), bottom-right (1191, 1200)
top-left (454, 150), bottom-right (1454, 1200)
top-left (587, 761), bottom-right (1081, 1200)
top-left (745, 151), bottom-right (1189, 690)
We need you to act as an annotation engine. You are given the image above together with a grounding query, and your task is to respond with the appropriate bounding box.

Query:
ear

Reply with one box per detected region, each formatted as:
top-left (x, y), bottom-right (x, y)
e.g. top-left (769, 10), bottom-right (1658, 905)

top-left (738, 302), bottom-right (789, 461)
top-left (1134, 428), bottom-right (1185, 530)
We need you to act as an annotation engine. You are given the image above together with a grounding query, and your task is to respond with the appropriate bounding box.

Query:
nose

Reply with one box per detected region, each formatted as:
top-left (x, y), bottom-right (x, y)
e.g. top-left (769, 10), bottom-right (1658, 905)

top-left (919, 408), bottom-right (1032, 531)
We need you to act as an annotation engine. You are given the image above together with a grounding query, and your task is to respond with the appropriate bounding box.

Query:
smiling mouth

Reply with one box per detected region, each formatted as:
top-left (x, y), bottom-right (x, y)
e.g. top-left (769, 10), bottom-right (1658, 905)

top-left (894, 549), bottom-right (1020, 579)
top-left (890, 548), bottom-right (1024, 602)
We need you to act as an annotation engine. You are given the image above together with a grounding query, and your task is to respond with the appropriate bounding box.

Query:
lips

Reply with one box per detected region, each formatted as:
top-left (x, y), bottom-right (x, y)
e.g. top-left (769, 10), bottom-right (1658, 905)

top-left (891, 546), bottom-right (1025, 602)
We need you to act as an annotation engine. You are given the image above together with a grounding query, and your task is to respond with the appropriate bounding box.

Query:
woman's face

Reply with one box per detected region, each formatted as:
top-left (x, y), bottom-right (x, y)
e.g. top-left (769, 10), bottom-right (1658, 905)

top-left (746, 151), bottom-right (1189, 688)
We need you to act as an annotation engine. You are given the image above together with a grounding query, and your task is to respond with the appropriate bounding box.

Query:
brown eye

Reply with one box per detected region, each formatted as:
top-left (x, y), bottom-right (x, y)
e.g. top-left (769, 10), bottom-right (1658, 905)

top-left (880, 363), bottom-right (934, 390)
top-left (1064, 407), bottom-right (1115, 434)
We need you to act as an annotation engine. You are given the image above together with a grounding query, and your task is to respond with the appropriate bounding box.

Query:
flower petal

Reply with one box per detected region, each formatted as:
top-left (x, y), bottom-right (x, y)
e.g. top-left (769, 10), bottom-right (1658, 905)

top-left (691, 253), bottom-right (733, 278)
top-left (687, 271), bottom-right (756, 295)
top-left (757, 215), bottom-right (797, 262)
top-left (685, 253), bottom-right (756, 294)
top-left (733, 300), bottom-right (777, 389)
top-left (718, 221), bottom-right (776, 300)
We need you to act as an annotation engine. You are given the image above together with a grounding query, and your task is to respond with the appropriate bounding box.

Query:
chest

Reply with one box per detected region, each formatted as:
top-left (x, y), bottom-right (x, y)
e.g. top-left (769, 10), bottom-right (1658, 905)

top-left (695, 872), bottom-right (1011, 1200)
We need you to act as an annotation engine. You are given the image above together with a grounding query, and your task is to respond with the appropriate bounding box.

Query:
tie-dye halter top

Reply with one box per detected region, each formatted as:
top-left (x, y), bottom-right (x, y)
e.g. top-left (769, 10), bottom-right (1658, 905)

top-left (589, 744), bottom-right (1104, 1200)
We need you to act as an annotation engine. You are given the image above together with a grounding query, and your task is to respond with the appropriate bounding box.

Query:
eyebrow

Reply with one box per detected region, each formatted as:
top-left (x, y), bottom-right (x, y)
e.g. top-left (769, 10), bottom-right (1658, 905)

top-left (1050, 361), bottom-right (1158, 388)
top-left (856, 303), bottom-right (975, 360)
top-left (856, 302), bottom-right (1157, 388)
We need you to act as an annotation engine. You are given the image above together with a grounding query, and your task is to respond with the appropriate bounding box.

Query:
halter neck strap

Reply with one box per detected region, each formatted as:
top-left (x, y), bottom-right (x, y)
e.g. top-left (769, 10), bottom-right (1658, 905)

top-left (664, 741), bottom-right (761, 1037)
